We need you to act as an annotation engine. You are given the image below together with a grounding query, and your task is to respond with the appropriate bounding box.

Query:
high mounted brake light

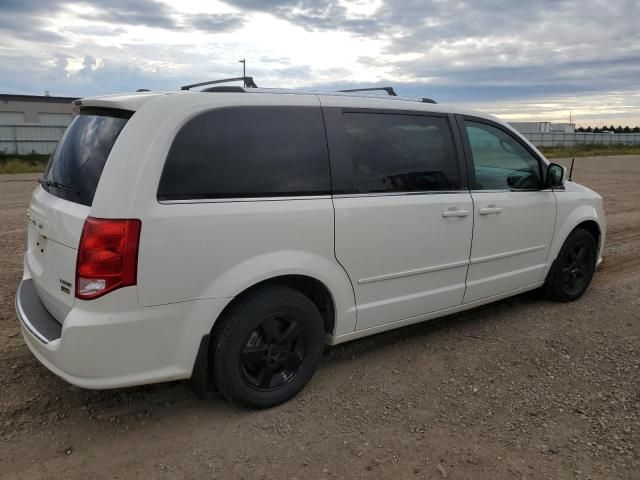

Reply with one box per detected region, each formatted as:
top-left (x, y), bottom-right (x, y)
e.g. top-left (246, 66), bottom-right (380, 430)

top-left (72, 99), bottom-right (82, 114)
top-left (76, 217), bottom-right (141, 300)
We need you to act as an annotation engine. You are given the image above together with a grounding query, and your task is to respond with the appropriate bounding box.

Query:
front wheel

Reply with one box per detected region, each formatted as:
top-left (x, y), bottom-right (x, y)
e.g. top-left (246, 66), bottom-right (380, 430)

top-left (544, 228), bottom-right (597, 302)
top-left (212, 285), bottom-right (325, 409)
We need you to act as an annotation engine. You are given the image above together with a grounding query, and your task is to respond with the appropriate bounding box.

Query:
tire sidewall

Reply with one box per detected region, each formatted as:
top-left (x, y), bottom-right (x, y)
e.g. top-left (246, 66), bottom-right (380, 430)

top-left (214, 287), bottom-right (325, 409)
top-left (551, 229), bottom-right (597, 301)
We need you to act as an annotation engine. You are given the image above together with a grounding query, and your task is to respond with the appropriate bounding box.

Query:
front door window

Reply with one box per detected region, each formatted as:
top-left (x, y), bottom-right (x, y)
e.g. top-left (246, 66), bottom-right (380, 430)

top-left (465, 121), bottom-right (541, 190)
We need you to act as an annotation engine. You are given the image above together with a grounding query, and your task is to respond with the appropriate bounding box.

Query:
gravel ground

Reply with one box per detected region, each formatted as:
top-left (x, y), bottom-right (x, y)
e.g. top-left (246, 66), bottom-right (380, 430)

top-left (1, 156), bottom-right (638, 480)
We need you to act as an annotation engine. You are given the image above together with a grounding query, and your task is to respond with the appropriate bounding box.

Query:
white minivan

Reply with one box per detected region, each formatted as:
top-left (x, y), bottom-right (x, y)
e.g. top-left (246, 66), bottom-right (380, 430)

top-left (16, 80), bottom-right (606, 408)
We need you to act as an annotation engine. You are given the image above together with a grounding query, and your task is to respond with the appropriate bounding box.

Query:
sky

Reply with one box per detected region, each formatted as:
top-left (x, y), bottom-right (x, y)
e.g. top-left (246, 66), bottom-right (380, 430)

top-left (1, 0), bottom-right (639, 126)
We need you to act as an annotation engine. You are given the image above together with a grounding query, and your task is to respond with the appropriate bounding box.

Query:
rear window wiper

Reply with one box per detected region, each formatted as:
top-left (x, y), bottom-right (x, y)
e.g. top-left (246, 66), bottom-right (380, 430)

top-left (38, 178), bottom-right (80, 195)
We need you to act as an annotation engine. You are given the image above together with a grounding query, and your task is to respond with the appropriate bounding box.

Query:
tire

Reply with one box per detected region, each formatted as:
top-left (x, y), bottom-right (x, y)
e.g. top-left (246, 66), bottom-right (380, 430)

top-left (544, 228), bottom-right (597, 302)
top-left (212, 285), bottom-right (325, 409)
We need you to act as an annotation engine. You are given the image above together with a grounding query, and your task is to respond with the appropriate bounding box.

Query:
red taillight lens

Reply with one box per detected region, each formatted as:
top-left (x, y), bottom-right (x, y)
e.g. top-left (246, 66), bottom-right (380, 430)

top-left (76, 217), bottom-right (141, 300)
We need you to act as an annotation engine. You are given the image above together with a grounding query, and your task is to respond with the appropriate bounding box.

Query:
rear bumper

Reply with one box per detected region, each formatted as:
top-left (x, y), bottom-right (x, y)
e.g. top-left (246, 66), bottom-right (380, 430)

top-left (15, 277), bottom-right (229, 389)
top-left (16, 279), bottom-right (62, 343)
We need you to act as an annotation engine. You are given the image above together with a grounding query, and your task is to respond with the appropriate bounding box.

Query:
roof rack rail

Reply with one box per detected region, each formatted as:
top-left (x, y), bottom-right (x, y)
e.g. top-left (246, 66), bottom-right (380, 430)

top-left (201, 86), bottom-right (246, 93)
top-left (181, 76), bottom-right (258, 91)
top-left (338, 87), bottom-right (397, 96)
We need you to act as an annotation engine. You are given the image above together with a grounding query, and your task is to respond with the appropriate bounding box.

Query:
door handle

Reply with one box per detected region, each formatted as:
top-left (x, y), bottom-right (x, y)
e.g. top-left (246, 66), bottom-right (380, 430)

top-left (442, 208), bottom-right (469, 218)
top-left (478, 206), bottom-right (502, 215)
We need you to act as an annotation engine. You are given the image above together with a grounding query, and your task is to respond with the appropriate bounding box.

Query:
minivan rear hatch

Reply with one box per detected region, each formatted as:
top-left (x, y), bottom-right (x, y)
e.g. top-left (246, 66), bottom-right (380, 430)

top-left (26, 108), bottom-right (131, 323)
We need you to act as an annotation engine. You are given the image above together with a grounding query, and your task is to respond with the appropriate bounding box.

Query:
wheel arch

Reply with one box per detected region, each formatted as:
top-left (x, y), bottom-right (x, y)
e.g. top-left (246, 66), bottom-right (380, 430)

top-left (545, 205), bottom-right (605, 279)
top-left (190, 274), bottom-right (339, 395)
top-left (213, 274), bottom-right (337, 340)
top-left (198, 250), bottom-right (356, 335)
top-left (189, 252), bottom-right (357, 394)
top-left (574, 219), bottom-right (601, 251)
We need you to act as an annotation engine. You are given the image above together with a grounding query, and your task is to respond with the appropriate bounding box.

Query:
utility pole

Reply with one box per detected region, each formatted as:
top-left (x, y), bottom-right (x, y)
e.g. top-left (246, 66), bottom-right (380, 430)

top-left (239, 59), bottom-right (246, 86)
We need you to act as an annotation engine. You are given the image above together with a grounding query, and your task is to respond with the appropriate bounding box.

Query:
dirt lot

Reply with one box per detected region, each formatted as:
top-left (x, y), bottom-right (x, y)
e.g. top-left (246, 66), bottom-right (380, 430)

top-left (1, 156), bottom-right (638, 480)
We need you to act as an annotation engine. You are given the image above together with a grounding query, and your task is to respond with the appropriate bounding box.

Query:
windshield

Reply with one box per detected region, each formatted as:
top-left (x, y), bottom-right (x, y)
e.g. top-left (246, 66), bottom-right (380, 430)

top-left (42, 109), bottom-right (131, 206)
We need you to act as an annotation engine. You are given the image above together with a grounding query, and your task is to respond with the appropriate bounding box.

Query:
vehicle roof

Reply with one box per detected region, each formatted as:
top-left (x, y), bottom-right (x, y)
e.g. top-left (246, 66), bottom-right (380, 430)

top-left (78, 88), bottom-right (500, 123)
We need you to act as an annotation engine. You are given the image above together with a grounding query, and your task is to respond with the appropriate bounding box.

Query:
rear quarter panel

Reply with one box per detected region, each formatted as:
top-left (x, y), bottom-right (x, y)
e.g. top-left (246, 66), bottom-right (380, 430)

top-left (136, 198), bottom-right (356, 337)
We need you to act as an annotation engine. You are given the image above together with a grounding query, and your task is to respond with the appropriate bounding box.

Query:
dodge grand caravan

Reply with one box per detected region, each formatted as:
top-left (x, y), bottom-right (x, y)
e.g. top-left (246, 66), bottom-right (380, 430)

top-left (16, 80), bottom-right (606, 408)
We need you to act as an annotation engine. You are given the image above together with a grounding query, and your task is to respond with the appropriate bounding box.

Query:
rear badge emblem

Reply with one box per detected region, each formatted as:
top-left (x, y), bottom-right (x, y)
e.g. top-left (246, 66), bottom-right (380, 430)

top-left (60, 279), bottom-right (72, 294)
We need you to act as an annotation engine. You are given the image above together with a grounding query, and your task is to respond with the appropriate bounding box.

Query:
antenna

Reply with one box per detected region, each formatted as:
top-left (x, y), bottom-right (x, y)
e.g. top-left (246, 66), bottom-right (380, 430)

top-left (239, 59), bottom-right (246, 86)
top-left (568, 157), bottom-right (575, 181)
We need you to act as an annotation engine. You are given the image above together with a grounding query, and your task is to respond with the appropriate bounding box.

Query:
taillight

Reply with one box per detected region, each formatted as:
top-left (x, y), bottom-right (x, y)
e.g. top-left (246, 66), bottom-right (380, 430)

top-left (76, 217), bottom-right (141, 300)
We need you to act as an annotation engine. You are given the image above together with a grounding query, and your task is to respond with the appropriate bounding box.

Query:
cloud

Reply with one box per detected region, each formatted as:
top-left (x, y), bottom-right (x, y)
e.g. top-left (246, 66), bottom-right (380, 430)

top-left (185, 13), bottom-right (246, 32)
top-left (0, 16), bottom-right (66, 42)
top-left (1, 0), bottom-right (246, 32)
top-left (220, 0), bottom-right (640, 103)
top-left (76, 0), bottom-right (179, 29)
top-left (0, 0), bottom-right (61, 13)
top-left (0, 0), bottom-right (638, 125)
top-left (0, 0), bottom-right (66, 43)
top-left (221, 0), bottom-right (381, 34)
top-left (0, 49), bottom-right (178, 96)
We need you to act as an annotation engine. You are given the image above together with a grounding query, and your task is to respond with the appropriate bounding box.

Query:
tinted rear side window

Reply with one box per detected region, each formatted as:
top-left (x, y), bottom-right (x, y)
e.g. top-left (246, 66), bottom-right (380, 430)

top-left (157, 106), bottom-right (331, 200)
top-left (343, 113), bottom-right (461, 193)
top-left (42, 109), bottom-right (130, 206)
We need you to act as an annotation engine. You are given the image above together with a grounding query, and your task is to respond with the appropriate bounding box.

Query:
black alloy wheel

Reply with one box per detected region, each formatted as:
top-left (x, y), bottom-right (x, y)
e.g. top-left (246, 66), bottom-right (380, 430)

top-left (212, 285), bottom-right (325, 408)
top-left (240, 316), bottom-right (306, 390)
top-left (545, 228), bottom-right (597, 302)
top-left (560, 241), bottom-right (594, 296)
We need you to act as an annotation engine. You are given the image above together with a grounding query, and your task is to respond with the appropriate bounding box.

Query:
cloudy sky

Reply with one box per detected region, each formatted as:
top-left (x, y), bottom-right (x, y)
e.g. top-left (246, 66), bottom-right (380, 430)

top-left (1, 0), bottom-right (639, 126)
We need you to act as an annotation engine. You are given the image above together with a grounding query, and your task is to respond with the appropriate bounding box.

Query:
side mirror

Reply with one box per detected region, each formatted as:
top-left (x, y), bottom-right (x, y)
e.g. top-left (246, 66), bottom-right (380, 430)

top-left (546, 163), bottom-right (566, 188)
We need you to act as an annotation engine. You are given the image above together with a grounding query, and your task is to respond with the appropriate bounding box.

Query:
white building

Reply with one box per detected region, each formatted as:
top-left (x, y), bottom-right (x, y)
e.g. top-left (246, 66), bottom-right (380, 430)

top-left (0, 94), bottom-right (77, 126)
top-left (549, 123), bottom-right (576, 133)
top-left (510, 121), bottom-right (575, 134)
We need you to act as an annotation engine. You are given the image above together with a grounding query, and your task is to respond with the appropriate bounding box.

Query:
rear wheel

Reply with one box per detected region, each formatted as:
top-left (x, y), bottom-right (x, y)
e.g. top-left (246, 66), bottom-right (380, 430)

top-left (545, 228), bottom-right (597, 302)
top-left (212, 285), bottom-right (325, 409)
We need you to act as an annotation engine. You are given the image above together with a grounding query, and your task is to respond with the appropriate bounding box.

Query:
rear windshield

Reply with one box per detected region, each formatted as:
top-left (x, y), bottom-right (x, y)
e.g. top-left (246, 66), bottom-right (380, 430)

top-left (41, 109), bottom-right (131, 206)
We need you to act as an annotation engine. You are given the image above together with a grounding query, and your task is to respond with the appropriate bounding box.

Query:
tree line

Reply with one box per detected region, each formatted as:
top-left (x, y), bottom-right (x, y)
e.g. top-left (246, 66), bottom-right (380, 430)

top-left (576, 126), bottom-right (640, 133)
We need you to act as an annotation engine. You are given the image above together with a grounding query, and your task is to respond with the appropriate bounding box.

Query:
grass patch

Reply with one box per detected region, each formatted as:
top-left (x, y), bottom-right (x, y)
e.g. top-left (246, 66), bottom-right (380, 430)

top-left (539, 144), bottom-right (640, 159)
top-left (0, 154), bottom-right (48, 174)
top-left (0, 159), bottom-right (47, 174)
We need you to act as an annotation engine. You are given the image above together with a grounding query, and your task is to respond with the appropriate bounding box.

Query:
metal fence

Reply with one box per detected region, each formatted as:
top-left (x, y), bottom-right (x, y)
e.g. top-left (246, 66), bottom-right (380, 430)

top-left (2, 124), bottom-right (640, 155)
top-left (525, 132), bottom-right (640, 147)
top-left (0, 124), bottom-right (67, 155)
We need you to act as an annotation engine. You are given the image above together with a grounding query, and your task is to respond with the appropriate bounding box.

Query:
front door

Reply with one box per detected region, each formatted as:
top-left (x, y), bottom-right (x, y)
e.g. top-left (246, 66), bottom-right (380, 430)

top-left (459, 117), bottom-right (556, 303)
top-left (326, 108), bottom-right (473, 331)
